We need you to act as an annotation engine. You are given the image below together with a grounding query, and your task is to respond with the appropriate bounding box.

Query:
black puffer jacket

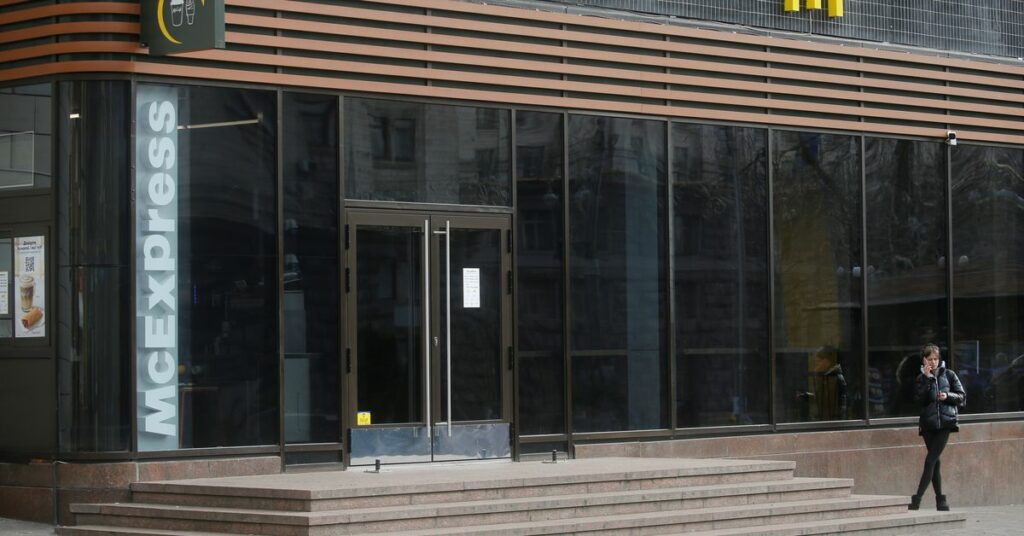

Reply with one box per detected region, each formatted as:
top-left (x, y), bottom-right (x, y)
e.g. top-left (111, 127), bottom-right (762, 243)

top-left (916, 361), bottom-right (966, 434)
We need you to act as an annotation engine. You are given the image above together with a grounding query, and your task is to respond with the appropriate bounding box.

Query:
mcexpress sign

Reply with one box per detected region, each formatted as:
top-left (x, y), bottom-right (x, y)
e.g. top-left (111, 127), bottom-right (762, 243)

top-left (135, 85), bottom-right (180, 451)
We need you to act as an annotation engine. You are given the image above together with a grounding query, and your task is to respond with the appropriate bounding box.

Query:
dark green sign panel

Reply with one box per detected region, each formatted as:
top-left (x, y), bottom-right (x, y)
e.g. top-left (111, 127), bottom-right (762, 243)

top-left (141, 0), bottom-right (225, 56)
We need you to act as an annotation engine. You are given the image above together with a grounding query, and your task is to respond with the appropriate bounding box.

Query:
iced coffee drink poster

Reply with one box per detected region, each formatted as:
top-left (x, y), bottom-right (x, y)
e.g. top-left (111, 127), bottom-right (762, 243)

top-left (14, 236), bottom-right (44, 338)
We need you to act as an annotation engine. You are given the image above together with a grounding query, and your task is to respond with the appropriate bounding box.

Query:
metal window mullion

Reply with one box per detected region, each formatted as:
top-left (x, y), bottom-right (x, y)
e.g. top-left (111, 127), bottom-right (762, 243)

top-left (666, 120), bottom-right (676, 435)
top-left (945, 129), bottom-right (955, 368)
top-left (766, 128), bottom-right (777, 430)
top-left (860, 135), bottom-right (869, 423)
top-left (563, 111), bottom-right (573, 454)
top-left (277, 90), bottom-right (286, 469)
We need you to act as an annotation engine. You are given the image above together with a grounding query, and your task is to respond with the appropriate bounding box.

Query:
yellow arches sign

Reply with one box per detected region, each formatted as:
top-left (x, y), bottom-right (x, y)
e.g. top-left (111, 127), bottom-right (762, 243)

top-left (141, 0), bottom-right (225, 56)
top-left (785, 0), bottom-right (844, 17)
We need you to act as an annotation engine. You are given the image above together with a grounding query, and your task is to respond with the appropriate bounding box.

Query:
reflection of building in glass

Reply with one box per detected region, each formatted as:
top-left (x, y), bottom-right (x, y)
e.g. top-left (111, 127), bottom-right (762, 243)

top-left (3, 0), bottom-right (1024, 523)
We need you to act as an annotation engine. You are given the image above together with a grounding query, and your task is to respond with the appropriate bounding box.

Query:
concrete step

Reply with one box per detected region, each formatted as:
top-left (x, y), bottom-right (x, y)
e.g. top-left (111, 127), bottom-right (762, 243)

top-left (684, 510), bottom-right (967, 535)
top-left (348, 495), bottom-right (913, 535)
top-left (130, 458), bottom-right (797, 512)
top-left (69, 478), bottom-right (854, 535)
top-left (56, 509), bottom-right (968, 536)
top-left (59, 527), bottom-right (223, 536)
top-left (56, 458), bottom-right (963, 536)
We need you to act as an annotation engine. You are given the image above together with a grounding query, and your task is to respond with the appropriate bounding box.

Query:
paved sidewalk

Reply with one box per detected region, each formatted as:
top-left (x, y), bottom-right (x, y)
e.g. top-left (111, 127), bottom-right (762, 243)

top-left (2, 504), bottom-right (1020, 534)
top-left (935, 504), bottom-right (1024, 535)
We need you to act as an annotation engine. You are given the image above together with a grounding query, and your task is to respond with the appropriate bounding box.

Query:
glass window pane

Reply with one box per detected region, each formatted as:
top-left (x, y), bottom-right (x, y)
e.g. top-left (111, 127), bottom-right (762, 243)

top-left (135, 85), bottom-right (278, 450)
top-left (673, 124), bottom-right (770, 428)
top-left (952, 145), bottom-right (1024, 414)
top-left (356, 225), bottom-right (423, 424)
top-left (445, 228), bottom-right (502, 422)
top-left (0, 84), bottom-right (51, 190)
top-left (59, 266), bottom-right (131, 451)
top-left (772, 131), bottom-right (863, 423)
top-left (283, 93), bottom-right (339, 444)
top-left (569, 115), bottom-right (668, 432)
top-left (865, 138), bottom-right (948, 418)
top-left (515, 111), bottom-right (565, 435)
top-left (181, 87), bottom-right (278, 448)
top-left (57, 80), bottom-right (132, 452)
top-left (345, 98), bottom-right (511, 206)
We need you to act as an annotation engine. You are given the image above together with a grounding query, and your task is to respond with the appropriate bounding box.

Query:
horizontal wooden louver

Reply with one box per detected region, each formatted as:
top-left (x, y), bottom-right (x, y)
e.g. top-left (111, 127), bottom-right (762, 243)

top-left (1, 0), bottom-right (1023, 144)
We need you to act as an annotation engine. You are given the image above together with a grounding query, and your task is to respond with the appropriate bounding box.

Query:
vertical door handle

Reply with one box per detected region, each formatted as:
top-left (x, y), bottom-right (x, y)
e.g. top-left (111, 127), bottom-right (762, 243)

top-left (444, 220), bottom-right (452, 437)
top-left (423, 219), bottom-right (431, 440)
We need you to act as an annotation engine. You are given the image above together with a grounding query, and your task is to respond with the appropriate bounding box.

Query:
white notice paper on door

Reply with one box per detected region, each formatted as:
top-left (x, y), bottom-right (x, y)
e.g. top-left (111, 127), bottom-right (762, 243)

top-left (463, 268), bottom-right (480, 308)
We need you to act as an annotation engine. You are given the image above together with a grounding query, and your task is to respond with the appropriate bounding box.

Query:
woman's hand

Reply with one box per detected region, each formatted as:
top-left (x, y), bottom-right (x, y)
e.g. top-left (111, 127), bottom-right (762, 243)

top-left (938, 391), bottom-right (948, 401)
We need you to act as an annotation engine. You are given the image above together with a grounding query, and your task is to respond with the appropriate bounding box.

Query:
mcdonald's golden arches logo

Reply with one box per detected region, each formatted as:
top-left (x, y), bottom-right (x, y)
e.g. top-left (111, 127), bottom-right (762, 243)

top-left (785, 0), bottom-right (844, 17)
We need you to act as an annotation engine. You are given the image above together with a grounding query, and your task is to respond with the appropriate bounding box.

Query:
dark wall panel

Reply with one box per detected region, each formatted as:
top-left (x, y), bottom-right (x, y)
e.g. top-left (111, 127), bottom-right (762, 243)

top-left (0, 359), bottom-right (56, 452)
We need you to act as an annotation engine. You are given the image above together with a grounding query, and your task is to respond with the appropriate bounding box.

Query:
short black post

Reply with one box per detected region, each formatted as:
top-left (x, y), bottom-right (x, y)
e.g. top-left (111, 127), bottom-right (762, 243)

top-left (551, 449), bottom-right (557, 463)
top-left (374, 459), bottom-right (381, 473)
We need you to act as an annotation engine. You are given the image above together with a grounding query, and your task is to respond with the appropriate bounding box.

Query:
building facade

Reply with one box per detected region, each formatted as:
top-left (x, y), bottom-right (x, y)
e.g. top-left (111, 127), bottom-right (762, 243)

top-left (1, 0), bottom-right (1023, 521)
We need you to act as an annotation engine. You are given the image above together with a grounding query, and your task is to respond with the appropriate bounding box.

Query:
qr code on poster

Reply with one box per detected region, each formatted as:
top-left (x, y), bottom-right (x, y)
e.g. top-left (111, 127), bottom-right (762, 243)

top-left (25, 256), bottom-right (35, 273)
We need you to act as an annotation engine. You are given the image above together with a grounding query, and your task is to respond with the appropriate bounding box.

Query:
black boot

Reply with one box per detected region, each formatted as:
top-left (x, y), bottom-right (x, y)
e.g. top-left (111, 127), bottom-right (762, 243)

top-left (908, 494), bottom-right (921, 510)
top-left (936, 494), bottom-right (950, 511)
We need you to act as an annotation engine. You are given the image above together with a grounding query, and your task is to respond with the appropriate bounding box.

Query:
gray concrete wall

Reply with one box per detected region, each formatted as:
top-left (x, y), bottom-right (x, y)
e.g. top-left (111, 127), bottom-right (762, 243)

top-left (575, 421), bottom-right (1024, 507)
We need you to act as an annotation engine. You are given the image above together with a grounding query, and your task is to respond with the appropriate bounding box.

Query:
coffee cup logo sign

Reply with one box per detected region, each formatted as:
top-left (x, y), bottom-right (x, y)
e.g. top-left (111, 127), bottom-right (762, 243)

top-left (141, 0), bottom-right (225, 56)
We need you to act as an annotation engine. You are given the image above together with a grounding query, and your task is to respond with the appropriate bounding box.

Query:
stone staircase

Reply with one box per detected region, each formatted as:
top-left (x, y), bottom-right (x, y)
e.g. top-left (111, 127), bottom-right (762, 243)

top-left (57, 457), bottom-right (964, 535)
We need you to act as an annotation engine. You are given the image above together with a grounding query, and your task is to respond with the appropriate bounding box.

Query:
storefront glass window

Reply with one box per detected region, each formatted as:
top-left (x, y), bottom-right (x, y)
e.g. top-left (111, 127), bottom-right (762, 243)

top-left (0, 84), bottom-right (51, 191)
top-left (772, 131), bottom-right (864, 423)
top-left (672, 124), bottom-right (770, 428)
top-left (865, 138), bottom-right (948, 419)
top-left (345, 98), bottom-right (511, 206)
top-left (283, 93), bottom-right (340, 444)
top-left (952, 145), bottom-right (1024, 414)
top-left (569, 115), bottom-right (668, 433)
top-left (57, 81), bottom-right (132, 452)
top-left (515, 111), bottom-right (565, 436)
top-left (135, 84), bottom-right (278, 451)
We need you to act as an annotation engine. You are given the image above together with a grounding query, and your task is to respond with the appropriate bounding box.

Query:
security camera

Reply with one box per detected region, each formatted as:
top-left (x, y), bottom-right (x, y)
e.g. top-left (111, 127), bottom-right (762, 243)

top-left (946, 131), bottom-right (957, 146)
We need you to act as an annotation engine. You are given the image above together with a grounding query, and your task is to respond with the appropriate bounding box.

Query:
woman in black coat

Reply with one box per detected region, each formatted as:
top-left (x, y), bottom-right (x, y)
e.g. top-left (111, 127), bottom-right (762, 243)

top-left (909, 344), bottom-right (966, 511)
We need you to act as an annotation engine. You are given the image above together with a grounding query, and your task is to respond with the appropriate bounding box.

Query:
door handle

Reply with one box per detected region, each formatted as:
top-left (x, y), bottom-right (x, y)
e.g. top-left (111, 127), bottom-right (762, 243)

top-left (444, 220), bottom-right (452, 437)
top-left (423, 219), bottom-right (431, 440)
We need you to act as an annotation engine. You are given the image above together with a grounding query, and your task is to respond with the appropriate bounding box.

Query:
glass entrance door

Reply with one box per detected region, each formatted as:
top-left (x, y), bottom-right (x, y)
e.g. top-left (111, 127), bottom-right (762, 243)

top-left (345, 211), bottom-right (512, 465)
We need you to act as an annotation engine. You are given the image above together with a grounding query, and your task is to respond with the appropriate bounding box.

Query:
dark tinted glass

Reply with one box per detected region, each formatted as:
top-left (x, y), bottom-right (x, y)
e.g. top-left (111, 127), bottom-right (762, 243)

top-left (952, 145), bottom-right (1024, 414)
top-left (58, 82), bottom-right (131, 267)
top-left (772, 131), bottom-right (864, 423)
top-left (0, 84), bottom-right (51, 190)
top-left (672, 124), bottom-right (770, 428)
top-left (356, 225), bottom-right (423, 424)
top-left (345, 98), bottom-right (511, 206)
top-left (56, 81), bottom-right (131, 452)
top-left (283, 93), bottom-right (340, 444)
top-left (569, 115), bottom-right (668, 432)
top-left (865, 138), bottom-right (948, 418)
top-left (444, 228), bottom-right (502, 422)
top-left (515, 111), bottom-right (565, 435)
top-left (176, 86), bottom-right (278, 447)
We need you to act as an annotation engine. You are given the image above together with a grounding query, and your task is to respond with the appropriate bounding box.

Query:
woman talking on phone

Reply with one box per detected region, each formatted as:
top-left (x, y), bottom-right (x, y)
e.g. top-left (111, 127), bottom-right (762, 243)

top-left (909, 344), bottom-right (966, 511)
